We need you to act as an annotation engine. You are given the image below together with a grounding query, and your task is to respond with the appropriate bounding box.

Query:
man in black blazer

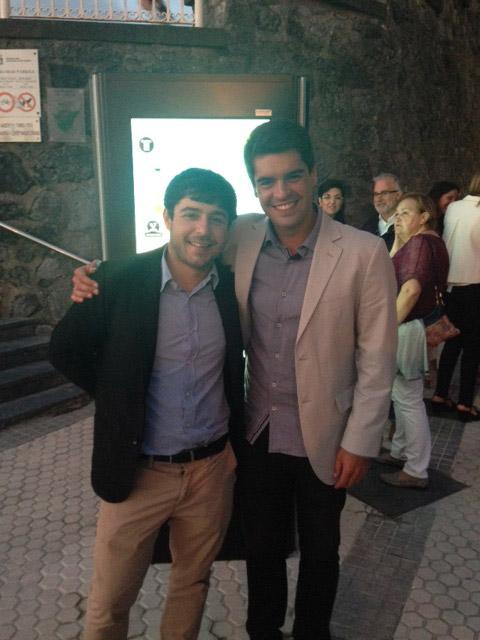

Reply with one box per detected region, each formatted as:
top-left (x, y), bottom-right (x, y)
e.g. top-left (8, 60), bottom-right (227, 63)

top-left (49, 168), bottom-right (244, 640)
top-left (362, 173), bottom-right (403, 251)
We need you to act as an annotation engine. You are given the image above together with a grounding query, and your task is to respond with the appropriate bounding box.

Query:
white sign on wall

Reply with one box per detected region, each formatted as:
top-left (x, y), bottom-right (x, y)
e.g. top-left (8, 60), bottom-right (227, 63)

top-left (0, 49), bottom-right (41, 142)
top-left (130, 118), bottom-right (269, 254)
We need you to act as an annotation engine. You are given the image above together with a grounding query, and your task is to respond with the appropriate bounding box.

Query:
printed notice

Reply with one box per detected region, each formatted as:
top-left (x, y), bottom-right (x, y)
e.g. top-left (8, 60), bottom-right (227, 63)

top-left (0, 117), bottom-right (41, 142)
top-left (47, 88), bottom-right (86, 143)
top-left (0, 49), bottom-right (41, 142)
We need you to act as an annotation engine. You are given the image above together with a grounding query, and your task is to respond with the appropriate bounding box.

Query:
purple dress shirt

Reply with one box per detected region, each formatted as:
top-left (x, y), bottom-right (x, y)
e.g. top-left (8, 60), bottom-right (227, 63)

top-left (245, 213), bottom-right (321, 456)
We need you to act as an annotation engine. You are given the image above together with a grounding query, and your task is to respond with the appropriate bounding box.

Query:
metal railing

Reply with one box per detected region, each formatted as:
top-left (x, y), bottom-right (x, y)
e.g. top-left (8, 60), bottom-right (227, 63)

top-left (0, 0), bottom-right (202, 25)
top-left (1, 221), bottom-right (91, 264)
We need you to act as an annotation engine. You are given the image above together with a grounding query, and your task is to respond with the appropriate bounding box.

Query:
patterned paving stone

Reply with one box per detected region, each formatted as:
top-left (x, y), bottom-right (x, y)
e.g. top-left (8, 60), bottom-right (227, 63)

top-left (1, 393), bottom-right (479, 640)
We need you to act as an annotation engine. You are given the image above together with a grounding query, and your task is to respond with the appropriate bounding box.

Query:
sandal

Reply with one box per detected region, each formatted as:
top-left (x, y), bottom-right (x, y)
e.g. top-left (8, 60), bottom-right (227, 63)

top-left (429, 396), bottom-right (457, 414)
top-left (456, 405), bottom-right (480, 423)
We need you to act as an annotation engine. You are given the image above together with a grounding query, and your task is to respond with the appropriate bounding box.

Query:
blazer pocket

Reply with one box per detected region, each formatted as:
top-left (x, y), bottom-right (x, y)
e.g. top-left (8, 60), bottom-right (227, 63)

top-left (335, 385), bottom-right (355, 413)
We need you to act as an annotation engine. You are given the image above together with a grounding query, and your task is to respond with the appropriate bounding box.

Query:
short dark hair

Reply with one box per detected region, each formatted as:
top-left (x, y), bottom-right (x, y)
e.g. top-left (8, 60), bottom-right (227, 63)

top-left (318, 179), bottom-right (348, 199)
top-left (244, 119), bottom-right (315, 184)
top-left (164, 168), bottom-right (237, 224)
top-left (428, 181), bottom-right (460, 204)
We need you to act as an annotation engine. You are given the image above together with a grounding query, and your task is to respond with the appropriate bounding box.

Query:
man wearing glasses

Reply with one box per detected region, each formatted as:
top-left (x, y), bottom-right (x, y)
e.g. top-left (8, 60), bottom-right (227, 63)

top-left (362, 173), bottom-right (403, 250)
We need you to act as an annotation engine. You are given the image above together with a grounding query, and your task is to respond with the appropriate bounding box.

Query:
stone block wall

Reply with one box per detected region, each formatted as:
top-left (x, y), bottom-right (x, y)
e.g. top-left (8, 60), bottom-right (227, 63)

top-left (0, 0), bottom-right (479, 323)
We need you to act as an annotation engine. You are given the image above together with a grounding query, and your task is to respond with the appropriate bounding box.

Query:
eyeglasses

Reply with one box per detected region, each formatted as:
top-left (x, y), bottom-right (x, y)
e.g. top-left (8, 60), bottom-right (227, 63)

top-left (373, 190), bottom-right (399, 198)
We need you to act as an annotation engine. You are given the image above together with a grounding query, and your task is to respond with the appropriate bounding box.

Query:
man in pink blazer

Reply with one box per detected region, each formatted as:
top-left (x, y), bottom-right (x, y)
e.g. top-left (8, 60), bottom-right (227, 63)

top-left (223, 120), bottom-right (397, 640)
top-left (70, 120), bottom-right (397, 640)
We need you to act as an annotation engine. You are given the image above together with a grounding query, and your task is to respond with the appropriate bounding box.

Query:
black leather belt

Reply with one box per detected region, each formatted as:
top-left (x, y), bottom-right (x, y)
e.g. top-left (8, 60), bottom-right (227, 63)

top-left (140, 433), bottom-right (228, 464)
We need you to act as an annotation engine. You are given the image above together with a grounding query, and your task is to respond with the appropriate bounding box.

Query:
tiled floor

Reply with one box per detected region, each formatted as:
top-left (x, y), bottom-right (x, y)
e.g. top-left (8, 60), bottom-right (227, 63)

top-left (0, 398), bottom-right (478, 640)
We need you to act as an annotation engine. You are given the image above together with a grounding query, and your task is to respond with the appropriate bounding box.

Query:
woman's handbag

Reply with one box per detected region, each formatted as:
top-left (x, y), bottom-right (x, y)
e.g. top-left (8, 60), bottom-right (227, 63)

top-left (423, 287), bottom-right (460, 347)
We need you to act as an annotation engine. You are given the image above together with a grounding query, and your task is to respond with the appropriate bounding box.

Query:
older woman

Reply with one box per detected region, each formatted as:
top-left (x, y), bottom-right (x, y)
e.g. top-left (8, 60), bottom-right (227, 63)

top-left (379, 194), bottom-right (449, 489)
top-left (318, 179), bottom-right (347, 223)
top-left (431, 172), bottom-right (480, 421)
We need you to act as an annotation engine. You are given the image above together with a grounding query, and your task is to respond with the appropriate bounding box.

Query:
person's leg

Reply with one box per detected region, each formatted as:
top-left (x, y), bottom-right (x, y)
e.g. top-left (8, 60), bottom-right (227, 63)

top-left (391, 375), bottom-right (430, 479)
top-left (84, 466), bottom-right (179, 640)
top-left (292, 459), bottom-right (346, 640)
top-left (160, 443), bottom-right (237, 640)
top-left (240, 430), bottom-right (295, 640)
top-left (434, 287), bottom-right (463, 402)
top-left (390, 373), bottom-right (408, 462)
top-left (434, 336), bottom-right (462, 401)
top-left (456, 284), bottom-right (480, 409)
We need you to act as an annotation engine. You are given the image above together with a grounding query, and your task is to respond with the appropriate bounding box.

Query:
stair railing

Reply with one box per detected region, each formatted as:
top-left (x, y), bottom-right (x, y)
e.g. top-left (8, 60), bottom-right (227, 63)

top-left (1, 221), bottom-right (92, 265)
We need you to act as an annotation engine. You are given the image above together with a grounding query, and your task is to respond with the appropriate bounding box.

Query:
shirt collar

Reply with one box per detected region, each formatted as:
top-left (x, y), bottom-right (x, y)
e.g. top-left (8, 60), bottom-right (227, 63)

top-left (378, 214), bottom-right (394, 234)
top-left (264, 208), bottom-right (321, 255)
top-left (160, 249), bottom-right (219, 293)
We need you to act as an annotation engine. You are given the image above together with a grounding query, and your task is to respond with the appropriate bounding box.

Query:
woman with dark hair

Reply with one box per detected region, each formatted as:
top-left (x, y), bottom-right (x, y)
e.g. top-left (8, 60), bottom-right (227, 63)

top-left (431, 171), bottom-right (480, 421)
top-left (378, 193), bottom-right (449, 489)
top-left (428, 181), bottom-right (460, 235)
top-left (318, 179), bottom-right (347, 223)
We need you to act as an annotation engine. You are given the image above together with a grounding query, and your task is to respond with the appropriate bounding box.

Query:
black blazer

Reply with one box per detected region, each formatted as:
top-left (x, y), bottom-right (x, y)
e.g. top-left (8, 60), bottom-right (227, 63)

top-left (362, 213), bottom-right (395, 251)
top-left (49, 247), bottom-right (245, 503)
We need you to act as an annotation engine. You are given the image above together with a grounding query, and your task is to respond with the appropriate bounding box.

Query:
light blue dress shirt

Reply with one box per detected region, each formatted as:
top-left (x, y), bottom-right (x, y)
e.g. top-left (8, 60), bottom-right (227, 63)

top-left (142, 253), bottom-right (229, 455)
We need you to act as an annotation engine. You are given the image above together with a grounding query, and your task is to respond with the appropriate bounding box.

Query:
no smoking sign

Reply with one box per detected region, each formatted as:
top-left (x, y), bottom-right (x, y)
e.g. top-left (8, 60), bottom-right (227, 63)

top-left (17, 92), bottom-right (36, 112)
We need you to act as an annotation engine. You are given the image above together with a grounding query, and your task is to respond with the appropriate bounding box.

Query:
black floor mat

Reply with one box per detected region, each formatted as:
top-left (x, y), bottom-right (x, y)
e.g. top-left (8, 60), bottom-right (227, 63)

top-left (348, 461), bottom-right (468, 518)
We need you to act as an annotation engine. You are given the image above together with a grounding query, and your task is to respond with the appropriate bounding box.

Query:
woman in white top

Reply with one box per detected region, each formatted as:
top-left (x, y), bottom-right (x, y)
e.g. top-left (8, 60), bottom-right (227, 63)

top-left (431, 171), bottom-right (480, 421)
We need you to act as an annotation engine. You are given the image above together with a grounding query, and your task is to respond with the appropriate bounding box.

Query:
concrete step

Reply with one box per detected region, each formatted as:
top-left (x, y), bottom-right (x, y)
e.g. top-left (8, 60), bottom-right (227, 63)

top-left (0, 318), bottom-right (38, 341)
top-left (0, 361), bottom-right (66, 403)
top-left (0, 335), bottom-right (50, 370)
top-left (0, 383), bottom-right (90, 429)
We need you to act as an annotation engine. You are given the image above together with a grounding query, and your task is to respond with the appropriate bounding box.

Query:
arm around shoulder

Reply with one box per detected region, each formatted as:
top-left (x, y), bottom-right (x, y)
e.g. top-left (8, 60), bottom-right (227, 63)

top-left (49, 265), bottom-right (107, 395)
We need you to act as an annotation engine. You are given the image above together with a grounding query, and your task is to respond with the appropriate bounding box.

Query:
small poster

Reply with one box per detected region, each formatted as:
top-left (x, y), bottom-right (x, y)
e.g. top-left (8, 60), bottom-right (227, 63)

top-left (0, 49), bottom-right (41, 142)
top-left (46, 88), bottom-right (86, 143)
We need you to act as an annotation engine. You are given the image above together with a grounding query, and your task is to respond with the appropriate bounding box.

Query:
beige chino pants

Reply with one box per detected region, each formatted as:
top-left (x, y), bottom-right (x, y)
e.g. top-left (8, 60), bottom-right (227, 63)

top-left (83, 442), bottom-right (237, 640)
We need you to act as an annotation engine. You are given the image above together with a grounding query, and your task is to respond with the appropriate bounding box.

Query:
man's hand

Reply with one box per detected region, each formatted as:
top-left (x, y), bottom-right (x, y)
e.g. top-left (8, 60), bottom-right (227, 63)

top-left (71, 261), bottom-right (100, 303)
top-left (333, 447), bottom-right (371, 489)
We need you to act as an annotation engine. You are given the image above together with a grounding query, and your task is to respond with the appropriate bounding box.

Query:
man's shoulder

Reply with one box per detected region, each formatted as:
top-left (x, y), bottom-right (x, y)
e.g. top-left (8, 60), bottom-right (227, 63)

top-left (99, 247), bottom-right (164, 286)
top-left (223, 214), bottom-right (266, 266)
top-left (232, 213), bottom-right (266, 233)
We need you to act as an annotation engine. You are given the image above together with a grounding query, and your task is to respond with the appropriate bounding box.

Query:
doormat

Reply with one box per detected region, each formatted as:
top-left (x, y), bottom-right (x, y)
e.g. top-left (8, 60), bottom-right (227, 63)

top-left (348, 460), bottom-right (467, 518)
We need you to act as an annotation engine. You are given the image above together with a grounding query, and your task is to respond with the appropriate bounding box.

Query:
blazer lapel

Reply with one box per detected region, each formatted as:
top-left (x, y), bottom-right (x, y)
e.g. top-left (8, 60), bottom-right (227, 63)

top-left (134, 248), bottom-right (164, 373)
top-left (234, 218), bottom-right (267, 343)
top-left (297, 215), bottom-right (343, 342)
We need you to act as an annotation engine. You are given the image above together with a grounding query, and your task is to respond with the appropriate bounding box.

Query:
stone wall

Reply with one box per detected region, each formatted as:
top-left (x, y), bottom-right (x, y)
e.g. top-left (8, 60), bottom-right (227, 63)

top-left (1, 0), bottom-right (479, 323)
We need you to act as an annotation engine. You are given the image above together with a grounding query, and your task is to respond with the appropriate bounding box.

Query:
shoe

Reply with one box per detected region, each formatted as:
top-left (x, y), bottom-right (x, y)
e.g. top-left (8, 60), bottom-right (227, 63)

top-left (380, 470), bottom-right (428, 489)
top-left (375, 452), bottom-right (405, 468)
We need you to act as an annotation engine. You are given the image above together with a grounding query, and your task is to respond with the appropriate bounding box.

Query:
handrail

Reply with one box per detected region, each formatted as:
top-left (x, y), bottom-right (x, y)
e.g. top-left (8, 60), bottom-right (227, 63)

top-left (0, 221), bottom-right (91, 264)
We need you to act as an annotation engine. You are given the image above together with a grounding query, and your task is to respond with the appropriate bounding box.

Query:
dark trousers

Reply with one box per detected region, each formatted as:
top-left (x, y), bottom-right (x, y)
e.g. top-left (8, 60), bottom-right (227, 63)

top-left (239, 430), bottom-right (346, 640)
top-left (435, 284), bottom-right (480, 406)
